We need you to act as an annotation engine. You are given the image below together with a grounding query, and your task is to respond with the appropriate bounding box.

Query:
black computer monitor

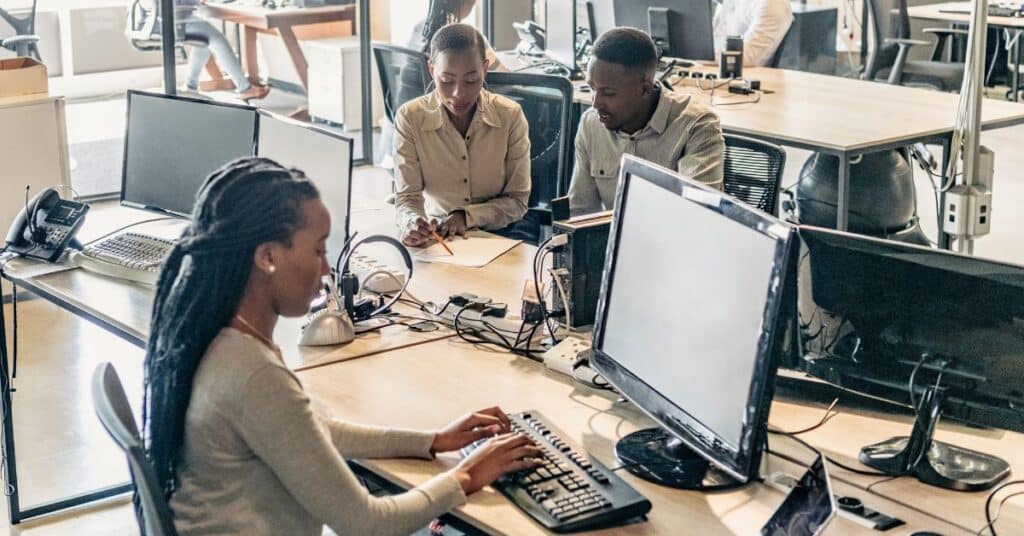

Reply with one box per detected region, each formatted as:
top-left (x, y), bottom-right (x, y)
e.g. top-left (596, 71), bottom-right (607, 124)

top-left (611, 0), bottom-right (714, 61)
top-left (121, 90), bottom-right (259, 217)
top-left (256, 111), bottom-right (354, 269)
top-left (591, 155), bottom-right (798, 490)
top-left (546, 0), bottom-right (579, 76)
top-left (796, 226), bottom-right (1024, 491)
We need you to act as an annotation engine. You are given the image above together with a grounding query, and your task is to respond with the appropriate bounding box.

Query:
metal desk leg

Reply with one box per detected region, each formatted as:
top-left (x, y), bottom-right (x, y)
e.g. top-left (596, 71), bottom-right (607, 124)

top-left (0, 284), bottom-right (22, 524)
top-left (1014, 30), bottom-right (1022, 102)
top-left (837, 153), bottom-right (850, 231)
top-left (0, 286), bottom-right (132, 524)
top-left (937, 137), bottom-right (953, 249)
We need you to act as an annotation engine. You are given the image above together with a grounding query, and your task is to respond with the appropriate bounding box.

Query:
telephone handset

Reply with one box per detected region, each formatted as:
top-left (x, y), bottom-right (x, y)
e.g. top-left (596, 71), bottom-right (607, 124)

top-left (5, 187), bottom-right (90, 263)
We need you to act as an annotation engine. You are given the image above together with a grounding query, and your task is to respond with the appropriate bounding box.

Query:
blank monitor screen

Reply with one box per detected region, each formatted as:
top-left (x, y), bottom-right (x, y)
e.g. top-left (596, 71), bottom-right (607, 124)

top-left (592, 156), bottom-right (793, 480)
top-left (257, 112), bottom-right (353, 266)
top-left (121, 91), bottom-right (258, 217)
top-left (546, 0), bottom-right (577, 73)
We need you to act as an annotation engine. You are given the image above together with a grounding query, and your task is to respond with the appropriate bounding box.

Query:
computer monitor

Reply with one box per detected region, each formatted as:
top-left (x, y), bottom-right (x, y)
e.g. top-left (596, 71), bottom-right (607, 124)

top-left (591, 155), bottom-right (798, 489)
top-left (795, 226), bottom-right (1024, 491)
top-left (256, 111), bottom-right (354, 268)
top-left (121, 90), bottom-right (258, 217)
top-left (546, 0), bottom-right (579, 76)
top-left (611, 0), bottom-right (714, 61)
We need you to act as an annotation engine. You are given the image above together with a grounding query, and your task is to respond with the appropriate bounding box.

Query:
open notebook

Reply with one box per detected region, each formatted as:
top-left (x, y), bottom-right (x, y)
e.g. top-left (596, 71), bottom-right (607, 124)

top-left (409, 230), bottom-right (521, 268)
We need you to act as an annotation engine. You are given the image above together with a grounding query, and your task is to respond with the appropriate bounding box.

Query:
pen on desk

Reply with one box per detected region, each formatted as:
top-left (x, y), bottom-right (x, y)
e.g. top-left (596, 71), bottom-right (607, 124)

top-left (430, 228), bottom-right (454, 256)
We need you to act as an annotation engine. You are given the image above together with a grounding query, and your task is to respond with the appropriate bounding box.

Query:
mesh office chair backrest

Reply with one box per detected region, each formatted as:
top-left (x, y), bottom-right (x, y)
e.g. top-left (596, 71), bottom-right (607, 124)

top-left (862, 0), bottom-right (911, 81)
top-left (722, 134), bottom-right (786, 216)
top-left (372, 44), bottom-right (431, 124)
top-left (484, 72), bottom-right (575, 210)
top-left (92, 363), bottom-right (178, 536)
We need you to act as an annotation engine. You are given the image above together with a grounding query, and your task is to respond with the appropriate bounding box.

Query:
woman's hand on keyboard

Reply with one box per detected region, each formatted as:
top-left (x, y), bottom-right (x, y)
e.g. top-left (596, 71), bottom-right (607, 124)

top-left (431, 406), bottom-right (512, 454)
top-left (452, 433), bottom-right (542, 494)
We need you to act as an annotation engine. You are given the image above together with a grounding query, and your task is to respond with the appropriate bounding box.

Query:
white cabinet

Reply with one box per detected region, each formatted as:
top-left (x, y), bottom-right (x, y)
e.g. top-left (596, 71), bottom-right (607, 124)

top-left (306, 37), bottom-right (384, 130)
top-left (0, 94), bottom-right (72, 296)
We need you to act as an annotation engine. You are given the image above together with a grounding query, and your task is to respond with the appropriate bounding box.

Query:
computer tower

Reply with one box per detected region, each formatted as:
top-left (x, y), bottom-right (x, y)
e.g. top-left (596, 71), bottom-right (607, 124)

top-left (551, 214), bottom-right (612, 329)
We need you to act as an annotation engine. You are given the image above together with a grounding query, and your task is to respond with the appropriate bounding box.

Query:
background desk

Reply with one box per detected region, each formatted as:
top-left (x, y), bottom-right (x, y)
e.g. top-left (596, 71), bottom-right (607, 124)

top-left (906, 2), bottom-right (1024, 101)
top-left (501, 54), bottom-right (1024, 245)
top-left (200, 2), bottom-right (357, 91)
top-left (298, 339), bottom-right (972, 535)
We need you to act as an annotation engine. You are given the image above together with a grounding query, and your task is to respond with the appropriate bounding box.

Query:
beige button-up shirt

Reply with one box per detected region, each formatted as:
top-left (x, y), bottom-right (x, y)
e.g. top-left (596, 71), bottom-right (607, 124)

top-left (568, 88), bottom-right (725, 216)
top-left (393, 89), bottom-right (531, 231)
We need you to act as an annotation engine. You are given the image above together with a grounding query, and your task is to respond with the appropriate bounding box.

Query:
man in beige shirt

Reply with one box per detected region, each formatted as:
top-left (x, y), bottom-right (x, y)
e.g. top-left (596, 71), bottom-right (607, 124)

top-left (393, 24), bottom-right (531, 245)
top-left (569, 28), bottom-right (725, 216)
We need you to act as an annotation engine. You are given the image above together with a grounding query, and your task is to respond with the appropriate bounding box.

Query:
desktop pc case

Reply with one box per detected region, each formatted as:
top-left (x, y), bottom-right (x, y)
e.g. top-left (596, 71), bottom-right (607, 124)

top-left (551, 214), bottom-right (612, 329)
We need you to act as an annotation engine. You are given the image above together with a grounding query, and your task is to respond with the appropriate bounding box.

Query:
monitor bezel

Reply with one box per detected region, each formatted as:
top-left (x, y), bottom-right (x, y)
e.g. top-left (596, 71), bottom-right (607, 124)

top-left (120, 90), bottom-right (259, 218)
top-left (255, 110), bottom-right (356, 244)
top-left (590, 154), bottom-right (796, 483)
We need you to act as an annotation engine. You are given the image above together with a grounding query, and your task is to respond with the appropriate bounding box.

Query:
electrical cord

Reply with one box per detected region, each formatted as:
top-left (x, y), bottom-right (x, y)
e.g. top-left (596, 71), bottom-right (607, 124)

top-left (769, 416), bottom-right (889, 477)
top-left (977, 480), bottom-right (1024, 535)
top-left (533, 237), bottom-right (560, 343)
top-left (547, 267), bottom-right (572, 330)
top-left (768, 398), bottom-right (840, 436)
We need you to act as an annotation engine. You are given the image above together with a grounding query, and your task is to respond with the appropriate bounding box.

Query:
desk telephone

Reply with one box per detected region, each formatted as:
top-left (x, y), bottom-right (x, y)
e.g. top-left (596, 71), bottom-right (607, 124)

top-left (5, 188), bottom-right (89, 263)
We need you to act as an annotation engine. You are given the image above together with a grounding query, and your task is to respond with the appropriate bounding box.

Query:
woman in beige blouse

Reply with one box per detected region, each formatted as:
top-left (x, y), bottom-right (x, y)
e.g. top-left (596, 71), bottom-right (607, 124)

top-left (393, 23), bottom-right (531, 246)
top-left (144, 157), bottom-right (541, 535)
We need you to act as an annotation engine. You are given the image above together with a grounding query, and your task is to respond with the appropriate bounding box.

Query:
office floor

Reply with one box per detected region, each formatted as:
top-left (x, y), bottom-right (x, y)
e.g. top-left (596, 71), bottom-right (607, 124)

top-left (4, 94), bottom-right (1024, 533)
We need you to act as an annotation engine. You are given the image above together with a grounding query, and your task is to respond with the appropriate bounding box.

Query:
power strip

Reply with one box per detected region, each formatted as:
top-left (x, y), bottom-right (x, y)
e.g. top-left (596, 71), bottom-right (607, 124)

top-left (349, 253), bottom-right (406, 294)
top-left (543, 336), bottom-right (592, 376)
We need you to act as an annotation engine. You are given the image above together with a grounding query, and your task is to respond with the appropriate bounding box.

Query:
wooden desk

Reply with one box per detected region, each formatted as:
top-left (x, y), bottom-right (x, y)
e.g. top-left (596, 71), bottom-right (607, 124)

top-left (768, 394), bottom-right (1024, 534)
top-left (906, 1), bottom-right (1024, 102)
top-left (297, 339), bottom-right (970, 535)
top-left (200, 2), bottom-right (357, 90)
top-left (503, 52), bottom-right (1024, 244)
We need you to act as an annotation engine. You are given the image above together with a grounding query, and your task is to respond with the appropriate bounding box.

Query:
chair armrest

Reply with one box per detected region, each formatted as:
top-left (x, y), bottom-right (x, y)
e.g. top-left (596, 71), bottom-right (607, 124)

top-left (924, 27), bottom-right (969, 36)
top-left (1, 35), bottom-right (40, 47)
top-left (884, 37), bottom-right (931, 47)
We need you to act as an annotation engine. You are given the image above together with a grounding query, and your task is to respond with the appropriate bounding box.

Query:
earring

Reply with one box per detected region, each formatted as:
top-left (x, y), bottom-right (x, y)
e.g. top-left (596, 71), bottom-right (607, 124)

top-left (267, 265), bottom-right (276, 274)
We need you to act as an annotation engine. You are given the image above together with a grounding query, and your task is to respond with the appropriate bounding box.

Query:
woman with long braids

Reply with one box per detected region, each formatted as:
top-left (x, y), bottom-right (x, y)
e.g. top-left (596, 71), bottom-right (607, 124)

top-left (409, 0), bottom-right (505, 71)
top-left (144, 157), bottom-right (540, 534)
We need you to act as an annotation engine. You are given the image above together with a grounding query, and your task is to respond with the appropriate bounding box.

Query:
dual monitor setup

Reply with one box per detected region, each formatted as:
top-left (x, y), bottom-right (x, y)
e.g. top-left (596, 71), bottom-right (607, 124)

top-left (546, 0), bottom-right (714, 76)
top-left (588, 155), bottom-right (1024, 499)
top-left (121, 90), bottom-right (354, 263)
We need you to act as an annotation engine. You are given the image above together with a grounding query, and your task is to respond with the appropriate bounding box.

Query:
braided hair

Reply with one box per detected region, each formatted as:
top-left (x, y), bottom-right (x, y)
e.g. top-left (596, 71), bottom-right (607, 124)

top-left (142, 157), bottom-right (320, 503)
top-left (419, 0), bottom-right (463, 53)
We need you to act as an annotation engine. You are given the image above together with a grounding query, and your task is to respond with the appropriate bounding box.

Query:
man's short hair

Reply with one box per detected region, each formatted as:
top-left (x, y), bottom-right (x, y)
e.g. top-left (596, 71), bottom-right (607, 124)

top-left (591, 27), bottom-right (658, 78)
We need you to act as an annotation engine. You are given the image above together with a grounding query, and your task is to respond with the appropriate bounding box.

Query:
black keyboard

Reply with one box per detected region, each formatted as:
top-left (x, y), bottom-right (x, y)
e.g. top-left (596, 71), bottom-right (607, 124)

top-left (462, 410), bottom-right (652, 533)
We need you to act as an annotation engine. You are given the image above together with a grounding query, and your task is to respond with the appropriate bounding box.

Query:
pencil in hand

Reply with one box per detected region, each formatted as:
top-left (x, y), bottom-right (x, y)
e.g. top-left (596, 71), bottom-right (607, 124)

top-left (429, 228), bottom-right (454, 256)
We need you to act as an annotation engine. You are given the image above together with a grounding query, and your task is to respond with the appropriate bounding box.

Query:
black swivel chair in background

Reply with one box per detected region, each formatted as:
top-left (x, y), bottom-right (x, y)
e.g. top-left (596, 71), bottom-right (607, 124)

top-left (0, 0), bottom-right (41, 61)
top-left (91, 362), bottom-right (178, 536)
top-left (485, 72), bottom-right (575, 245)
top-left (722, 135), bottom-right (786, 216)
top-left (862, 0), bottom-right (964, 90)
top-left (372, 43), bottom-right (432, 128)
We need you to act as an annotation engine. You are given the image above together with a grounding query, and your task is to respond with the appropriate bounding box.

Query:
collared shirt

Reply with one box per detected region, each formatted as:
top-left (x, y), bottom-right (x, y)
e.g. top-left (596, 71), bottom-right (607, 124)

top-left (713, 0), bottom-right (794, 67)
top-left (393, 88), bottom-right (531, 231)
top-left (568, 88), bottom-right (725, 216)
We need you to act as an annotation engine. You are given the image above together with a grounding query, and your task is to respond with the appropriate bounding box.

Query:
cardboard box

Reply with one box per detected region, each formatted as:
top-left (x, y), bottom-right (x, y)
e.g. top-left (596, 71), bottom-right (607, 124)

top-left (0, 57), bottom-right (48, 98)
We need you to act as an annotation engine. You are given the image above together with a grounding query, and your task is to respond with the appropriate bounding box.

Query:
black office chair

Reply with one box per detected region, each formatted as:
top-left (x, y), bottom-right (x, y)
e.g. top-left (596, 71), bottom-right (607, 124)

top-left (862, 0), bottom-right (964, 91)
top-left (91, 362), bottom-right (178, 536)
top-left (485, 72), bottom-right (575, 244)
top-left (722, 134), bottom-right (786, 216)
top-left (372, 43), bottom-right (432, 125)
top-left (125, 0), bottom-right (209, 59)
top-left (0, 0), bottom-right (41, 61)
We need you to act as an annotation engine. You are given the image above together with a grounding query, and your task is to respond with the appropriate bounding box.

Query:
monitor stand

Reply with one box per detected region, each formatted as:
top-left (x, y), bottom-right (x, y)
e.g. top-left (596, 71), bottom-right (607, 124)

top-left (858, 385), bottom-right (1010, 491)
top-left (614, 428), bottom-right (745, 491)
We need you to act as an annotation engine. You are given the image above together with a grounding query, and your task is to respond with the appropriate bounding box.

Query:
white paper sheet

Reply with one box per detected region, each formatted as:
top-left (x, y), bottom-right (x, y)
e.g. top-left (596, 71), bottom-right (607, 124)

top-left (409, 231), bottom-right (521, 268)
